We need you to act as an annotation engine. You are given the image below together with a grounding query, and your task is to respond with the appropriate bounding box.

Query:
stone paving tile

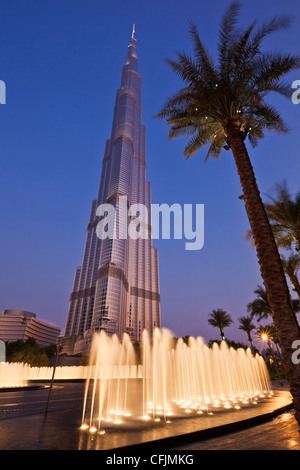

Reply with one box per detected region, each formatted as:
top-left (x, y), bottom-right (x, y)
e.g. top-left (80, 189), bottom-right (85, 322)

top-left (170, 411), bottom-right (300, 450)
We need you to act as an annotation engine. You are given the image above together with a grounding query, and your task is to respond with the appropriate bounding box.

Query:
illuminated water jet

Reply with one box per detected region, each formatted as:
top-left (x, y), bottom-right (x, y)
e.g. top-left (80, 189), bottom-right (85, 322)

top-left (80, 328), bottom-right (271, 433)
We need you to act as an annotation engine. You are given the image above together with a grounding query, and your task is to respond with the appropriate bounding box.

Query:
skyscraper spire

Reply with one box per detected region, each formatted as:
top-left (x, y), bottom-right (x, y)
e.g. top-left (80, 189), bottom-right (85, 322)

top-left (64, 29), bottom-right (161, 354)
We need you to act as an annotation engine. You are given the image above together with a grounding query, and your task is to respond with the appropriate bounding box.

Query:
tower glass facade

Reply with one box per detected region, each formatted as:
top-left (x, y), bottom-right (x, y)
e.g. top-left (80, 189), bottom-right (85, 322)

top-left (64, 29), bottom-right (161, 347)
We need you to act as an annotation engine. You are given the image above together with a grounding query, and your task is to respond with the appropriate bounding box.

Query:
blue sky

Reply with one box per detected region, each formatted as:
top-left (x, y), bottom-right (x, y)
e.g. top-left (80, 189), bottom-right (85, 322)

top-left (1, 0), bottom-right (300, 348)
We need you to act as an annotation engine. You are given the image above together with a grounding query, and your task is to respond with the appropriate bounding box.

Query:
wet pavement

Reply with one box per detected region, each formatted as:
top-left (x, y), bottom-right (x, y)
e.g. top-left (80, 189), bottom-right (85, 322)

top-left (0, 381), bottom-right (298, 450)
top-left (169, 409), bottom-right (300, 450)
top-left (168, 382), bottom-right (300, 450)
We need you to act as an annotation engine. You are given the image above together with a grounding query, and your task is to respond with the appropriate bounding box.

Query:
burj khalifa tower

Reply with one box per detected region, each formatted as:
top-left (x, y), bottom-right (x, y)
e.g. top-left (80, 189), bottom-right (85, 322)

top-left (64, 27), bottom-right (161, 352)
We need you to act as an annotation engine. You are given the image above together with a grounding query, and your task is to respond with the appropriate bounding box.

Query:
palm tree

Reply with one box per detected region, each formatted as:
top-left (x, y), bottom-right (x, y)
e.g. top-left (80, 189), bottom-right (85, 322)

top-left (238, 315), bottom-right (256, 351)
top-left (246, 228), bottom-right (300, 299)
top-left (264, 183), bottom-right (300, 252)
top-left (245, 183), bottom-right (300, 251)
top-left (281, 253), bottom-right (300, 299)
top-left (156, 2), bottom-right (300, 426)
top-left (208, 308), bottom-right (233, 341)
top-left (248, 284), bottom-right (300, 321)
top-left (247, 285), bottom-right (273, 321)
top-left (245, 184), bottom-right (300, 297)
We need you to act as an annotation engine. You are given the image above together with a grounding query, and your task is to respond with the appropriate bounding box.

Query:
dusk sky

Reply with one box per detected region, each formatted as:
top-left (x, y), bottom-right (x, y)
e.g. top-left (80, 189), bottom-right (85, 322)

top-left (1, 0), bottom-right (300, 349)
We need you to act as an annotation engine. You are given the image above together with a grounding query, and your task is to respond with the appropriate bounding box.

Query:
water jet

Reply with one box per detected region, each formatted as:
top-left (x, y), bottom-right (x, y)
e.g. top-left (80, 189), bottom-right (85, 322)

top-left (80, 328), bottom-right (271, 434)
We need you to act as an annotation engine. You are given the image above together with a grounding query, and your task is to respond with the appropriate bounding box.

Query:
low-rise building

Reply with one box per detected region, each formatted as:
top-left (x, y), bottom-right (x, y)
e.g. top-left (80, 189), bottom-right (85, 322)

top-left (0, 310), bottom-right (61, 347)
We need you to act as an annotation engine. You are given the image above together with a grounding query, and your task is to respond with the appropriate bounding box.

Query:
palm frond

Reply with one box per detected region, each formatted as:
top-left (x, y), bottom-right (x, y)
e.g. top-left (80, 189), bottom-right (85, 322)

top-left (156, 2), bottom-right (300, 161)
top-left (187, 20), bottom-right (219, 86)
top-left (249, 14), bottom-right (292, 53)
top-left (218, 1), bottom-right (242, 72)
top-left (253, 53), bottom-right (300, 91)
top-left (250, 103), bottom-right (289, 134)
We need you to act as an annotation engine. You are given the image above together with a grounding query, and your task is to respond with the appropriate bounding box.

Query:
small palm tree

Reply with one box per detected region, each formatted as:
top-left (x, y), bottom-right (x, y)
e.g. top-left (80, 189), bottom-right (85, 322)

top-left (264, 183), bottom-right (300, 252)
top-left (208, 308), bottom-right (233, 341)
top-left (156, 2), bottom-right (300, 426)
top-left (247, 285), bottom-right (272, 321)
top-left (238, 316), bottom-right (256, 351)
top-left (248, 285), bottom-right (300, 321)
top-left (281, 253), bottom-right (300, 299)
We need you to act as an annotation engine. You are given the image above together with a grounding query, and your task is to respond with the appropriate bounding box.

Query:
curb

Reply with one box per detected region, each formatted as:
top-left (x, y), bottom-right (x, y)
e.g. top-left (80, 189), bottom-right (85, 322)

top-left (0, 379), bottom-right (85, 392)
top-left (0, 385), bottom-right (48, 393)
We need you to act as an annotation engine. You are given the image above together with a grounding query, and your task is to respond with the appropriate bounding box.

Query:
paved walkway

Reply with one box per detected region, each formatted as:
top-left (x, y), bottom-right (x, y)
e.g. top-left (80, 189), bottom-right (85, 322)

top-left (114, 384), bottom-right (296, 451)
top-left (169, 409), bottom-right (300, 450)
top-left (168, 382), bottom-right (300, 450)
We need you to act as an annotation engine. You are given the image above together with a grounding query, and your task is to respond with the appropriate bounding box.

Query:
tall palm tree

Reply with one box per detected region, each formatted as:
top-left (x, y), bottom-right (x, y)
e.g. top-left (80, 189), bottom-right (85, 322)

top-left (156, 2), bottom-right (300, 426)
top-left (238, 315), bottom-right (256, 351)
top-left (281, 253), bottom-right (300, 299)
top-left (208, 308), bottom-right (233, 341)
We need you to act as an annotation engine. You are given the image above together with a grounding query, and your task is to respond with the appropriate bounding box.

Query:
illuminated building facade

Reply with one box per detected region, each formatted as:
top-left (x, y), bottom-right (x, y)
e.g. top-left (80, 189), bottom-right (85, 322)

top-left (64, 28), bottom-right (161, 351)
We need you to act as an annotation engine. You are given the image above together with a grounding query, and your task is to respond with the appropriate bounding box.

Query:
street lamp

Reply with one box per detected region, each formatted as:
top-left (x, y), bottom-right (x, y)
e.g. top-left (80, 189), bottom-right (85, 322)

top-left (260, 331), bottom-right (283, 386)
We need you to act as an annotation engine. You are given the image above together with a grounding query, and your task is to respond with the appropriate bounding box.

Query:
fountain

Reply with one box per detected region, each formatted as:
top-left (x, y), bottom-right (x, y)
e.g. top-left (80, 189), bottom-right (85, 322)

top-left (0, 327), bottom-right (272, 444)
top-left (0, 362), bottom-right (91, 387)
top-left (0, 362), bottom-right (29, 388)
top-left (0, 328), bottom-right (275, 449)
top-left (80, 328), bottom-right (271, 435)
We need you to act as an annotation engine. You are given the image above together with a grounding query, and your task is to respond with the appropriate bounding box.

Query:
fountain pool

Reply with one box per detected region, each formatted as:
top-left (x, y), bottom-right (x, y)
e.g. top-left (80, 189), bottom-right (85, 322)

top-left (80, 328), bottom-right (271, 435)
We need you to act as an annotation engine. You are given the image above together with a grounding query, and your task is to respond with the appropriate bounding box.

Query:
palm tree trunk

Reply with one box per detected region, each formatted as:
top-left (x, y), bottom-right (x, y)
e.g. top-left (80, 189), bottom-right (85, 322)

top-left (247, 332), bottom-right (254, 351)
top-left (226, 125), bottom-right (300, 427)
top-left (289, 273), bottom-right (300, 300)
